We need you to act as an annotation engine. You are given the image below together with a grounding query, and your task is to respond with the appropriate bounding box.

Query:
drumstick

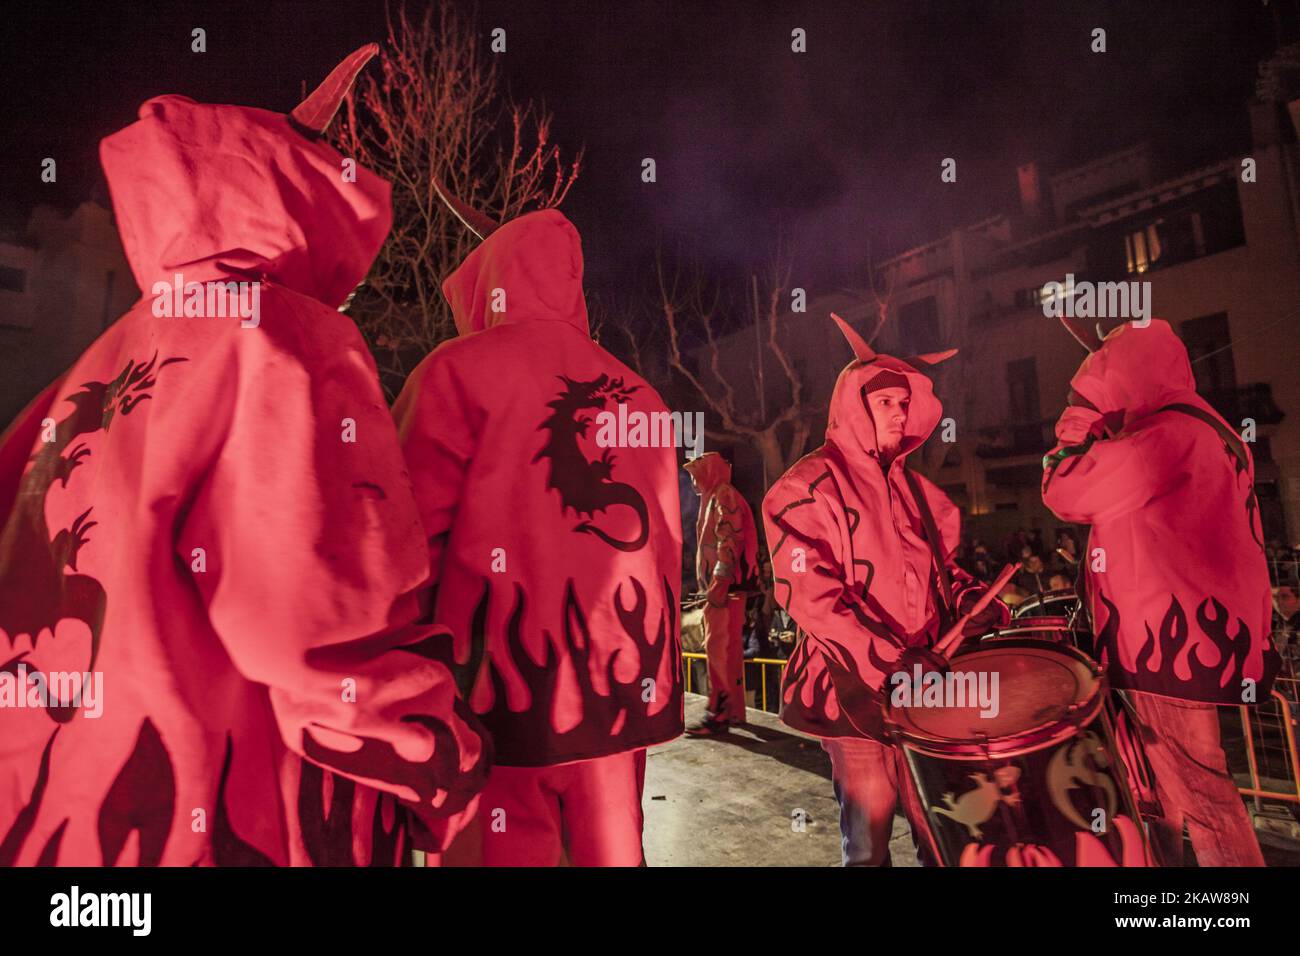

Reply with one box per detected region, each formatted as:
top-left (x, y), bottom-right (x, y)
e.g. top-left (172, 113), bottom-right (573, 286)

top-left (934, 562), bottom-right (1021, 659)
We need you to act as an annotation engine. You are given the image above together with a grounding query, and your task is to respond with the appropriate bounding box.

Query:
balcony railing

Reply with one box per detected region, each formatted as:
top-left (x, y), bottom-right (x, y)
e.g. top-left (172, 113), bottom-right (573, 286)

top-left (1203, 383), bottom-right (1285, 427)
top-left (972, 385), bottom-right (1282, 463)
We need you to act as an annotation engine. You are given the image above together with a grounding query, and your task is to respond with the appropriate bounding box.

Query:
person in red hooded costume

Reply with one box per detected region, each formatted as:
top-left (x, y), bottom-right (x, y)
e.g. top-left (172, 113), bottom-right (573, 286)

top-left (391, 202), bottom-right (683, 866)
top-left (762, 314), bottom-right (1005, 866)
top-left (1042, 318), bottom-right (1279, 866)
top-left (0, 46), bottom-right (490, 866)
top-left (683, 451), bottom-right (758, 735)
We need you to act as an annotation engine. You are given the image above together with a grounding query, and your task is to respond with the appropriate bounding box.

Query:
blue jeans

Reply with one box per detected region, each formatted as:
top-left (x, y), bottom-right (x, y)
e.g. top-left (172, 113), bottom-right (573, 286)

top-left (822, 736), bottom-right (931, 866)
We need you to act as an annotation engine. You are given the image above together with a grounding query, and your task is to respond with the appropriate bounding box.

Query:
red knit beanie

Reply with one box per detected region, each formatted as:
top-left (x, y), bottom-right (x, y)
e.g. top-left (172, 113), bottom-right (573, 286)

top-left (863, 368), bottom-right (910, 394)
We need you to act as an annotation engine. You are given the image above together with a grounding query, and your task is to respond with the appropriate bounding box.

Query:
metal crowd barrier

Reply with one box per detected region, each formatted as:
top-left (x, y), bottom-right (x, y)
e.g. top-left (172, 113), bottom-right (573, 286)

top-left (1237, 663), bottom-right (1300, 808)
top-left (681, 651), bottom-right (788, 713)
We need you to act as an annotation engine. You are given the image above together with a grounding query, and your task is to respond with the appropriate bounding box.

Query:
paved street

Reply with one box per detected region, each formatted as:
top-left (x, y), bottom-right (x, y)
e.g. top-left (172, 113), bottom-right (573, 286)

top-left (644, 694), bottom-right (1300, 867)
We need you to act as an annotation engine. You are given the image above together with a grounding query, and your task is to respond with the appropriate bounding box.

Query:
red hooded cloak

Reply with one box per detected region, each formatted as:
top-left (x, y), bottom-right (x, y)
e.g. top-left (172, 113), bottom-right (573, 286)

top-left (1042, 320), bottom-right (1279, 704)
top-left (392, 210), bottom-right (684, 767)
top-left (0, 53), bottom-right (488, 866)
top-left (763, 344), bottom-right (973, 741)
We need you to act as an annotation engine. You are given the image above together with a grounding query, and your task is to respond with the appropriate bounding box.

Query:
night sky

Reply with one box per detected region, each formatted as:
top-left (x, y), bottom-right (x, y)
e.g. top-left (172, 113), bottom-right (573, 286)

top-left (1, 0), bottom-right (1286, 293)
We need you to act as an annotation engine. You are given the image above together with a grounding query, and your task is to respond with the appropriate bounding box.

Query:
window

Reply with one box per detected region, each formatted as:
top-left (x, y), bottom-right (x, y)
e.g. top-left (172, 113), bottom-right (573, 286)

top-left (898, 296), bottom-right (940, 354)
top-left (1179, 312), bottom-right (1236, 397)
top-left (1124, 222), bottom-right (1163, 274)
top-left (1014, 287), bottom-right (1041, 310)
top-left (0, 265), bottom-right (26, 293)
top-left (1006, 357), bottom-right (1040, 423)
top-left (1018, 282), bottom-right (1068, 310)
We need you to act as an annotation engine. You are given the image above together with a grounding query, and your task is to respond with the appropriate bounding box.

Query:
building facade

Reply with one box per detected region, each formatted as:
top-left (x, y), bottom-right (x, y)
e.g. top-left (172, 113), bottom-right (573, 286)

top-left (691, 61), bottom-right (1300, 554)
top-left (0, 202), bottom-right (138, 427)
top-left (867, 91), bottom-right (1300, 547)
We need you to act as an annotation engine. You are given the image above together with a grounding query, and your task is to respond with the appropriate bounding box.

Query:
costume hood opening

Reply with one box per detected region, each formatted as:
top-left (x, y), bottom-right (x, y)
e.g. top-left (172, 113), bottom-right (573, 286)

top-left (827, 357), bottom-right (945, 464)
top-left (98, 47), bottom-right (391, 309)
top-left (1068, 320), bottom-right (1200, 427)
top-left (823, 314), bottom-right (951, 466)
top-left (441, 209), bottom-right (589, 337)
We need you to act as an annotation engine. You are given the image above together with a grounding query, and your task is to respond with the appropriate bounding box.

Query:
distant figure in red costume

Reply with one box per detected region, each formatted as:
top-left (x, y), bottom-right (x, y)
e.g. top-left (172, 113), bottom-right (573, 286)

top-left (0, 46), bottom-right (490, 866)
top-left (1043, 318), bottom-right (1279, 866)
top-left (762, 315), bottom-right (1006, 866)
top-left (683, 452), bottom-right (758, 735)
top-left (392, 197), bottom-right (683, 866)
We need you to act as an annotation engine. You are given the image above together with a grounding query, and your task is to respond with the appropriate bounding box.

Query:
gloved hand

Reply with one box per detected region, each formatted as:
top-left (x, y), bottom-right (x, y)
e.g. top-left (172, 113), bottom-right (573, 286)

top-left (705, 577), bottom-right (731, 608)
top-left (955, 586), bottom-right (1011, 635)
top-left (1054, 405), bottom-right (1105, 446)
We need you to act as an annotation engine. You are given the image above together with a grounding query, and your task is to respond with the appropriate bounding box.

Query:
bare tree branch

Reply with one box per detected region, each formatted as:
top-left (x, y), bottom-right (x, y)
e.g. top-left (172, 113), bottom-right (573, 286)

top-left (624, 242), bottom-right (814, 482)
top-left (330, 1), bottom-right (582, 399)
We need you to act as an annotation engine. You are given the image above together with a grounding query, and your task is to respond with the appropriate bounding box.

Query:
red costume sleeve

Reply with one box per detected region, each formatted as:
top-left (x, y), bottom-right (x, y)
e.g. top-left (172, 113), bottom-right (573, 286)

top-left (391, 349), bottom-right (476, 585)
top-left (705, 484), bottom-right (748, 583)
top-left (177, 328), bottom-right (487, 849)
top-left (764, 476), bottom-right (904, 692)
top-left (0, 376), bottom-right (62, 523)
top-left (1042, 420), bottom-right (1170, 525)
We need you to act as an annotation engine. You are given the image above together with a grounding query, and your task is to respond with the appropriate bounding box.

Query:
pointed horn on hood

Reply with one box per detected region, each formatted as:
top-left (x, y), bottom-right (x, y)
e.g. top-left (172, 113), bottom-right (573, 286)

top-left (906, 348), bottom-right (959, 367)
top-left (431, 176), bottom-right (500, 241)
top-left (1059, 314), bottom-right (1103, 353)
top-left (290, 43), bottom-right (379, 136)
top-left (831, 312), bottom-right (876, 362)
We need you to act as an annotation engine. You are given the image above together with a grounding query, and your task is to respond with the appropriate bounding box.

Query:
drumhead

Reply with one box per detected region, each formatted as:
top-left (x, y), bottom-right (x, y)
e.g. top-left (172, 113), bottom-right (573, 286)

top-left (888, 639), bottom-right (1101, 758)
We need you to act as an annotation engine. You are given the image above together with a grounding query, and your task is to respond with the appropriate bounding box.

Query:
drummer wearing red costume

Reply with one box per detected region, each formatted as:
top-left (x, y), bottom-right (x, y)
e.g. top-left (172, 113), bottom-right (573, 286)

top-left (762, 315), bottom-right (1007, 866)
top-left (1043, 319), bottom-right (1280, 866)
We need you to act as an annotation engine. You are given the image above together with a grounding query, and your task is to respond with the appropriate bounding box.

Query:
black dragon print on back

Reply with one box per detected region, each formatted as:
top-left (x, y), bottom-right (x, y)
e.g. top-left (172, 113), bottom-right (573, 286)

top-left (534, 373), bottom-right (650, 552)
top-left (0, 351), bottom-right (186, 723)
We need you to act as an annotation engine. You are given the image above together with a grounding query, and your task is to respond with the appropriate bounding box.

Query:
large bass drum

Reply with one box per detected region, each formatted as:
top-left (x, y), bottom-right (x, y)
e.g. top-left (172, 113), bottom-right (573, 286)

top-left (886, 639), bottom-right (1152, 867)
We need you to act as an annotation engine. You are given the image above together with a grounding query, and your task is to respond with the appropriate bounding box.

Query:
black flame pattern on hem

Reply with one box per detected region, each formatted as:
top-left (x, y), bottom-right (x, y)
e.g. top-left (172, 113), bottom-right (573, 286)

top-left (462, 575), bottom-right (684, 767)
top-left (780, 622), bottom-right (901, 741)
top-left (1096, 591), bottom-right (1281, 703)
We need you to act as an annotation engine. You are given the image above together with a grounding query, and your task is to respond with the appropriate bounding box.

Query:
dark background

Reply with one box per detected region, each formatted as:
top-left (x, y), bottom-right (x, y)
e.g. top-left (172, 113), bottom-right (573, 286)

top-left (0, 0), bottom-right (1285, 294)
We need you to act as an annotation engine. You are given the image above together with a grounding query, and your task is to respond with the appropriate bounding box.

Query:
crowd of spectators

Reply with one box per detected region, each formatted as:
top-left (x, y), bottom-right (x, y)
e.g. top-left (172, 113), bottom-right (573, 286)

top-left (956, 526), bottom-right (1083, 607)
top-left (1267, 539), bottom-right (1300, 661)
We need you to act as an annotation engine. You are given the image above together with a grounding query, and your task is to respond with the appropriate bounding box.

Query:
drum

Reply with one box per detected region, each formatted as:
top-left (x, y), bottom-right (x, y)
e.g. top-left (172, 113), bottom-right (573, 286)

top-left (681, 595), bottom-right (708, 654)
top-left (980, 615), bottom-right (1096, 659)
top-left (1013, 588), bottom-right (1080, 621)
top-left (887, 639), bottom-right (1152, 867)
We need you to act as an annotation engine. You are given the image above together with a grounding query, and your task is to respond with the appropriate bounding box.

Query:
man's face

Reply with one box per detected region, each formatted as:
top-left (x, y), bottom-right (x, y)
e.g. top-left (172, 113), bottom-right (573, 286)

top-left (865, 386), bottom-right (910, 456)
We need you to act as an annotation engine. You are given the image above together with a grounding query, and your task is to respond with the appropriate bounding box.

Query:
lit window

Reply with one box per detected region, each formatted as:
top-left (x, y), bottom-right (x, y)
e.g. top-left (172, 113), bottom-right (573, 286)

top-left (1125, 223), bottom-right (1162, 274)
top-left (1038, 276), bottom-right (1076, 310)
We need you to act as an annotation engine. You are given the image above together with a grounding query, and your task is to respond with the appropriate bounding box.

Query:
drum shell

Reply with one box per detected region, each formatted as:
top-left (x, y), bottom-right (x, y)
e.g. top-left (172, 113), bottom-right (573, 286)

top-left (1013, 588), bottom-right (1079, 619)
top-left (888, 640), bottom-right (1149, 866)
top-left (982, 616), bottom-right (1096, 660)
